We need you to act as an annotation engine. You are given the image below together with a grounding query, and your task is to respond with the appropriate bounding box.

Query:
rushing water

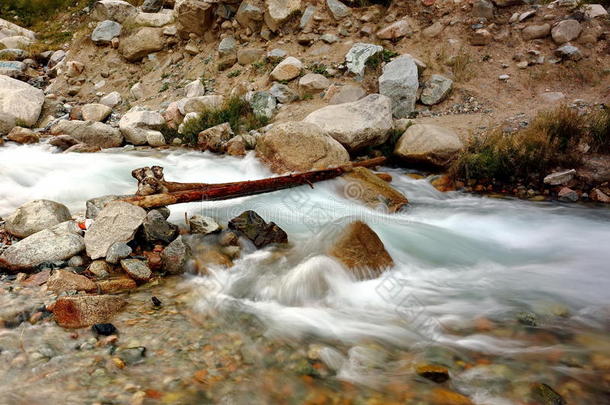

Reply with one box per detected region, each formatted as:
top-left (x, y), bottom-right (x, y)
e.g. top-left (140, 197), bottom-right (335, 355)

top-left (1, 142), bottom-right (610, 404)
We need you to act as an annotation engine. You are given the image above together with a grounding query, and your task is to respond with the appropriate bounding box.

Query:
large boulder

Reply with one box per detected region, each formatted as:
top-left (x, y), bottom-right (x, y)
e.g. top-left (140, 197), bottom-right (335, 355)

top-left (264, 0), bottom-right (301, 32)
top-left (256, 121), bottom-right (349, 173)
top-left (50, 120), bottom-right (123, 148)
top-left (0, 18), bottom-right (36, 40)
top-left (0, 61), bottom-right (26, 79)
top-left (84, 201), bottom-right (147, 260)
top-left (328, 221), bottom-right (393, 280)
top-left (551, 19), bottom-right (581, 45)
top-left (141, 210), bottom-right (179, 243)
top-left (228, 210), bottom-right (288, 248)
top-left (53, 295), bottom-right (127, 328)
top-left (5, 200), bottom-right (72, 238)
top-left (379, 55), bottom-right (419, 118)
top-left (92, 0), bottom-right (137, 23)
top-left (0, 221), bottom-right (85, 272)
top-left (394, 124), bottom-right (464, 168)
top-left (81, 103), bottom-right (113, 122)
top-left (91, 20), bottom-right (122, 45)
top-left (0, 36), bottom-right (32, 50)
top-left (303, 94), bottom-right (393, 151)
top-left (0, 75), bottom-right (45, 127)
top-left (174, 0), bottom-right (215, 37)
top-left (342, 167), bottom-right (408, 213)
top-left (119, 27), bottom-right (165, 62)
top-left (118, 109), bottom-right (165, 145)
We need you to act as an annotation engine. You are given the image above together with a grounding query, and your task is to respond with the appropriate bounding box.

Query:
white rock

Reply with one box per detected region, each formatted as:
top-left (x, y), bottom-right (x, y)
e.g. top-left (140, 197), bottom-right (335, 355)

top-left (81, 104), bottom-right (113, 122)
top-left (0, 75), bottom-right (45, 127)
top-left (100, 91), bottom-right (122, 107)
top-left (394, 124), bottom-right (464, 168)
top-left (119, 109), bottom-right (166, 145)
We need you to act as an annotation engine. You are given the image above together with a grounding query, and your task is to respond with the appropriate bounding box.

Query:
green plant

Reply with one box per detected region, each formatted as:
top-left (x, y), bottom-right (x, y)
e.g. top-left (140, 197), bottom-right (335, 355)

top-left (307, 62), bottom-right (329, 76)
top-left (159, 82), bottom-right (170, 92)
top-left (382, 49), bottom-right (399, 62)
top-left (227, 69), bottom-right (242, 78)
top-left (589, 106), bottom-right (610, 153)
top-left (300, 94), bottom-right (314, 101)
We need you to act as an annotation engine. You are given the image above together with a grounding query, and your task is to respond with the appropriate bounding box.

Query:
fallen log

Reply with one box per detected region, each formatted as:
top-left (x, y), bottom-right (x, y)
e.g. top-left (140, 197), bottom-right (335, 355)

top-left (123, 157), bottom-right (386, 209)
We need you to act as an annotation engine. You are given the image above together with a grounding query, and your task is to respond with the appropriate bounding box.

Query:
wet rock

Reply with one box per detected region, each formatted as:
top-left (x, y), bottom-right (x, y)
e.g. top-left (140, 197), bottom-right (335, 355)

top-left (531, 383), bottom-right (566, 405)
top-left (92, 20), bottom-right (122, 45)
top-left (141, 210), bottom-right (179, 243)
top-left (219, 231), bottom-right (239, 246)
top-left (97, 278), bottom-right (137, 293)
top-left (326, 0), bottom-right (350, 20)
top-left (81, 103), bottom-right (112, 122)
top-left (119, 27), bottom-right (165, 62)
top-left (543, 169), bottom-right (576, 186)
top-left (88, 260), bottom-right (112, 279)
top-left (228, 211), bottom-right (288, 248)
top-left (342, 167), bottom-right (408, 213)
top-left (379, 55), bottom-right (419, 118)
top-left (118, 346), bottom-right (146, 365)
top-left (558, 187), bottom-right (578, 202)
top-left (257, 121), bottom-right (349, 173)
top-left (49, 135), bottom-right (80, 151)
top-left (304, 94), bottom-right (393, 151)
top-left (299, 73), bottom-right (330, 94)
top-left (329, 221), bottom-right (393, 279)
top-left (120, 258), bottom-right (152, 282)
top-left (269, 82), bottom-right (298, 104)
top-left (327, 84), bottom-right (367, 105)
top-left (420, 74), bottom-right (453, 106)
top-left (161, 235), bottom-right (192, 274)
top-left (118, 108), bottom-right (165, 145)
top-left (517, 311), bottom-right (537, 326)
top-left (7, 127), bottom-right (38, 144)
top-left (50, 120), bottom-right (123, 148)
top-left (5, 200), bottom-right (72, 238)
top-left (590, 188), bottom-right (610, 203)
top-left (431, 388), bottom-right (473, 405)
top-left (394, 124), bottom-right (464, 169)
top-left (270, 56), bottom-right (303, 81)
top-left (53, 295), bottom-right (127, 329)
top-left (197, 122), bottom-right (233, 152)
top-left (522, 23), bottom-right (551, 40)
top-left (551, 19), bottom-right (581, 44)
top-left (250, 91), bottom-right (277, 120)
top-left (47, 269), bottom-right (97, 294)
top-left (92, 322), bottom-right (117, 336)
top-left (188, 215), bottom-right (221, 235)
top-left (106, 242), bottom-right (132, 264)
top-left (0, 75), bottom-right (45, 127)
top-left (345, 43), bottom-right (383, 77)
top-left (416, 364), bottom-right (450, 383)
top-left (264, 0), bottom-right (301, 32)
top-left (84, 201), bottom-right (147, 260)
top-left (92, 0), bottom-right (137, 23)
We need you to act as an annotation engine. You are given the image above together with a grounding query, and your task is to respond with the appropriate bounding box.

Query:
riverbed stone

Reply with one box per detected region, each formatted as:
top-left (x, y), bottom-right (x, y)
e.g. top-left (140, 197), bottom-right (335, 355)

top-left (81, 103), bottom-right (112, 122)
top-left (304, 94), bottom-right (393, 151)
top-left (91, 20), bottom-right (122, 45)
top-left (228, 211), bottom-right (288, 248)
top-left (269, 82), bottom-right (298, 103)
top-left (92, 0), bottom-right (137, 23)
top-left (257, 121), bottom-right (349, 173)
top-left (342, 167), bottom-right (408, 213)
top-left (379, 55), bottom-right (419, 118)
top-left (161, 235), bottom-right (192, 274)
top-left (345, 43), bottom-right (383, 77)
top-left (5, 199), bottom-right (72, 238)
top-left (141, 210), bottom-right (179, 243)
top-left (53, 295), bottom-right (127, 328)
top-left (543, 169), bottom-right (576, 186)
top-left (420, 74), bottom-right (453, 106)
top-left (188, 215), bottom-right (221, 235)
top-left (7, 126), bottom-right (38, 144)
top-left (551, 19), bottom-right (581, 44)
top-left (119, 109), bottom-right (166, 145)
top-left (270, 56), bottom-right (303, 81)
top-left (0, 221), bottom-right (85, 272)
top-left (394, 124), bottom-right (464, 168)
top-left (84, 201), bottom-right (147, 260)
top-left (0, 74), bottom-right (45, 127)
top-left (328, 221), bottom-right (393, 280)
top-left (47, 269), bottom-right (97, 294)
top-left (119, 27), bottom-right (165, 62)
top-left (264, 0), bottom-right (301, 32)
top-left (50, 120), bottom-right (123, 148)
top-left (106, 242), bottom-right (132, 264)
top-left (299, 73), bottom-right (330, 94)
top-left (522, 23), bottom-right (551, 40)
top-left (558, 187), bottom-right (578, 202)
top-left (120, 259), bottom-right (152, 282)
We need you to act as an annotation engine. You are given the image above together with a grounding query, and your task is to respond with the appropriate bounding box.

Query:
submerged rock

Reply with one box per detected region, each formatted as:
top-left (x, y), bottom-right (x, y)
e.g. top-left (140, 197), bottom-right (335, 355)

top-left (53, 295), bottom-right (127, 329)
top-left (416, 364), bottom-right (450, 383)
top-left (531, 383), bottom-right (566, 405)
top-left (5, 199), bottom-right (72, 238)
top-left (328, 221), bottom-right (393, 279)
top-left (228, 211), bottom-right (288, 248)
top-left (0, 221), bottom-right (84, 272)
top-left (342, 167), bottom-right (408, 213)
top-left (84, 201), bottom-right (147, 260)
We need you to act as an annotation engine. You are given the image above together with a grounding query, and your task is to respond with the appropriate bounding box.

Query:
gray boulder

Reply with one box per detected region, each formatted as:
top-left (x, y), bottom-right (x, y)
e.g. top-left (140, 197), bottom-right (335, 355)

top-left (118, 108), bottom-right (165, 145)
top-left (269, 82), bottom-right (298, 104)
top-left (345, 43), bottom-right (383, 77)
top-left (0, 75), bottom-right (45, 127)
top-left (141, 210), bottom-right (179, 243)
top-left (0, 221), bottom-right (85, 272)
top-left (304, 94), bottom-right (393, 151)
top-left (5, 200), bottom-right (72, 238)
top-left (50, 120), bottom-right (123, 148)
top-left (84, 201), bottom-right (147, 260)
top-left (551, 19), bottom-right (581, 45)
top-left (420, 74), bottom-right (453, 106)
top-left (250, 91), bottom-right (276, 120)
top-left (326, 0), bottom-right (350, 20)
top-left (161, 235), bottom-right (192, 274)
top-left (119, 27), bottom-right (165, 62)
top-left (379, 55), bottom-right (419, 118)
top-left (328, 84), bottom-right (366, 105)
top-left (91, 20), bottom-right (122, 45)
top-left (543, 169), bottom-right (576, 186)
top-left (106, 242), bottom-right (132, 264)
top-left (188, 215), bottom-right (221, 235)
top-left (120, 259), bottom-right (152, 282)
top-left (394, 124), bottom-right (464, 168)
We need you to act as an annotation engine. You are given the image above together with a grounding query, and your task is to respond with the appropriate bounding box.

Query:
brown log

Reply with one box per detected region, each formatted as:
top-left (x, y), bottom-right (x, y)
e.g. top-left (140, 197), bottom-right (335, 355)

top-left (123, 157), bottom-right (386, 209)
